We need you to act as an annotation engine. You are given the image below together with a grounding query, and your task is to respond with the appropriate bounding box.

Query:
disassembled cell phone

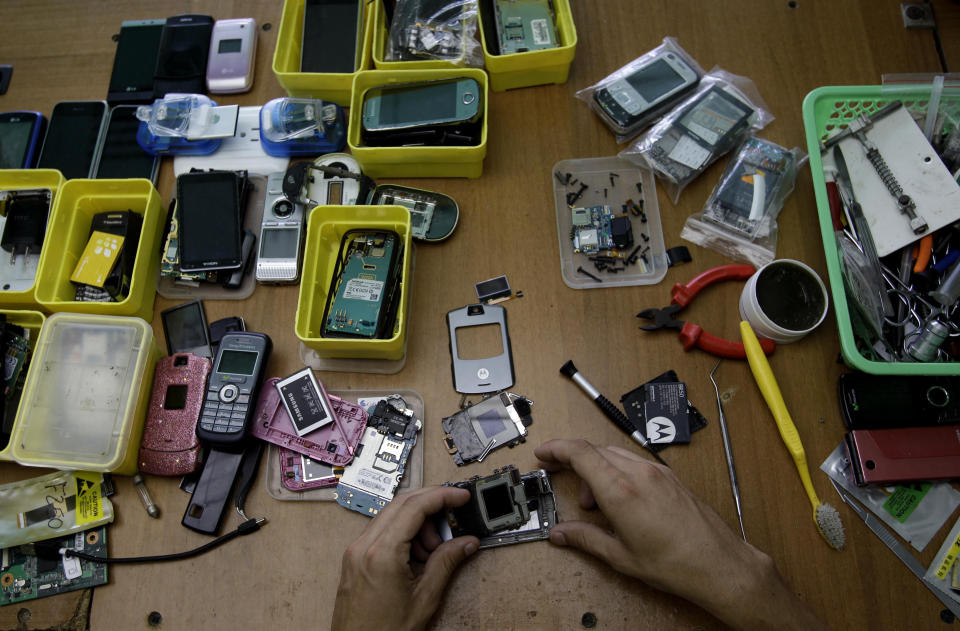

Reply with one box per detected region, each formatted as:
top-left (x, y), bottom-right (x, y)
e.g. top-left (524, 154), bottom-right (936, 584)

top-left (369, 184), bottom-right (459, 242)
top-left (256, 170), bottom-right (305, 284)
top-left (323, 230), bottom-right (403, 339)
top-left (570, 205), bottom-right (633, 254)
top-left (196, 331), bottom-right (272, 448)
top-left (442, 392), bottom-right (533, 465)
top-left (493, 0), bottom-right (559, 55)
top-left (206, 18), bottom-right (257, 94)
top-left (447, 303), bottom-right (514, 394)
top-left (335, 397), bottom-right (422, 516)
top-left (139, 353), bottom-right (210, 476)
top-left (278, 446), bottom-right (344, 491)
top-left (439, 465), bottom-right (557, 549)
top-left (702, 137), bottom-right (795, 238)
top-left (251, 377), bottom-right (368, 466)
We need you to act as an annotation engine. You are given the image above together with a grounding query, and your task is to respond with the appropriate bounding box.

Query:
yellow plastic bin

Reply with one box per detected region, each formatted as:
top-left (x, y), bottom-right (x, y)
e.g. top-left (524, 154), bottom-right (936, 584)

top-left (34, 179), bottom-right (163, 321)
top-left (272, 0), bottom-right (374, 106)
top-left (10, 313), bottom-right (161, 475)
top-left (478, 0), bottom-right (577, 91)
top-left (296, 205), bottom-right (412, 360)
top-left (348, 68), bottom-right (489, 178)
top-left (371, 0), bottom-right (469, 69)
top-left (0, 170), bottom-right (66, 309)
top-left (0, 309), bottom-right (45, 461)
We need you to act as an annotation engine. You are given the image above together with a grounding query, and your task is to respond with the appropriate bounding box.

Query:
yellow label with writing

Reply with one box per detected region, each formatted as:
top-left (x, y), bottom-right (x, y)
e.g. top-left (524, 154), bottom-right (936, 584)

top-left (935, 531), bottom-right (960, 579)
top-left (74, 472), bottom-right (103, 526)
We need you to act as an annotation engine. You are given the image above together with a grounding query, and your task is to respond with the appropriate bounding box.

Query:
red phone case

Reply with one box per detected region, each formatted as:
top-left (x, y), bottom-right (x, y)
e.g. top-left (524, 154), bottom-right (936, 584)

top-left (845, 425), bottom-right (960, 485)
top-left (139, 353), bottom-right (211, 476)
top-left (250, 377), bottom-right (368, 466)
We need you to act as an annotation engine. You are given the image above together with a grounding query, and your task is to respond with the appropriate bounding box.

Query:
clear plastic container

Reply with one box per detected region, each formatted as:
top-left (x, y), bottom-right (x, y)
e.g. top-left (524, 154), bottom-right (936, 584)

top-left (10, 313), bottom-right (160, 475)
top-left (552, 156), bottom-right (667, 288)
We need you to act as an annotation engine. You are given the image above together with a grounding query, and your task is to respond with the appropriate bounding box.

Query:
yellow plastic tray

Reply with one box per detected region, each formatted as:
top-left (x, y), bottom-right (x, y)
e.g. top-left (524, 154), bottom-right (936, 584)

top-left (296, 205), bottom-right (412, 360)
top-left (371, 0), bottom-right (469, 70)
top-left (0, 309), bottom-right (45, 462)
top-left (34, 179), bottom-right (163, 320)
top-left (10, 313), bottom-right (161, 475)
top-left (478, 0), bottom-right (577, 91)
top-left (348, 68), bottom-right (488, 178)
top-left (272, 0), bottom-right (374, 106)
top-left (0, 170), bottom-right (66, 309)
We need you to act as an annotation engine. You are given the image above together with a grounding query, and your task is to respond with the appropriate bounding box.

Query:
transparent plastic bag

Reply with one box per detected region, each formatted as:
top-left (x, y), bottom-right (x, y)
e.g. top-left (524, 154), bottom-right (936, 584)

top-left (619, 68), bottom-right (774, 203)
top-left (575, 37), bottom-right (705, 144)
top-left (820, 443), bottom-right (960, 552)
top-left (386, 0), bottom-right (484, 67)
top-left (680, 136), bottom-right (806, 266)
top-left (0, 470), bottom-right (114, 548)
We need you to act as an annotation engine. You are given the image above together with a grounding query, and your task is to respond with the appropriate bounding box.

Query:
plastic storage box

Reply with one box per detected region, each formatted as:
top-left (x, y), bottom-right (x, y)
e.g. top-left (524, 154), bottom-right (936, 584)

top-left (370, 0), bottom-right (469, 70)
top-left (0, 170), bottom-right (66, 309)
top-left (10, 313), bottom-right (160, 475)
top-left (0, 309), bottom-right (45, 461)
top-left (272, 0), bottom-right (374, 107)
top-left (802, 85), bottom-right (960, 375)
top-left (478, 0), bottom-right (577, 92)
top-left (347, 68), bottom-right (489, 178)
top-left (34, 179), bottom-right (164, 320)
top-left (296, 205), bottom-right (412, 360)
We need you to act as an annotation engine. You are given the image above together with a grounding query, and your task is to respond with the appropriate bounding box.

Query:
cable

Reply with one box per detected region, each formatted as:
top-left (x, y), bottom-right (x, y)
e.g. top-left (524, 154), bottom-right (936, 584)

top-left (25, 517), bottom-right (266, 565)
top-left (924, 0), bottom-right (949, 73)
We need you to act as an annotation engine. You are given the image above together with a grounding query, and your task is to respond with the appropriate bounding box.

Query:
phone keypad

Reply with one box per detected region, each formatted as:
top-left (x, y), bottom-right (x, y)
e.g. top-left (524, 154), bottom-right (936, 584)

top-left (199, 385), bottom-right (251, 434)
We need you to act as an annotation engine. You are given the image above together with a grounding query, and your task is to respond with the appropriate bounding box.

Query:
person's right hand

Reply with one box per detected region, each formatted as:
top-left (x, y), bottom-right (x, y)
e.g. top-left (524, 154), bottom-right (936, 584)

top-left (534, 439), bottom-right (829, 630)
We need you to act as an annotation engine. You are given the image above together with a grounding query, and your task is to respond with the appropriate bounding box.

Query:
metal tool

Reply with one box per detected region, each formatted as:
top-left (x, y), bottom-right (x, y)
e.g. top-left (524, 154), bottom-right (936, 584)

top-left (708, 360), bottom-right (745, 541)
top-left (829, 478), bottom-right (960, 619)
top-left (637, 264), bottom-right (776, 359)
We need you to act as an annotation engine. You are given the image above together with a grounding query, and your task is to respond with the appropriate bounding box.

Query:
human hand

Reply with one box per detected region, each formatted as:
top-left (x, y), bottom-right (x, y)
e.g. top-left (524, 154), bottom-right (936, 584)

top-left (331, 486), bottom-right (480, 631)
top-left (534, 439), bottom-right (828, 630)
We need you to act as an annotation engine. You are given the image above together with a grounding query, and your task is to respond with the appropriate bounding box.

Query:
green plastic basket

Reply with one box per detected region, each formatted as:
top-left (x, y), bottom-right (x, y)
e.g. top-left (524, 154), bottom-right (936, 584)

top-left (802, 85), bottom-right (960, 375)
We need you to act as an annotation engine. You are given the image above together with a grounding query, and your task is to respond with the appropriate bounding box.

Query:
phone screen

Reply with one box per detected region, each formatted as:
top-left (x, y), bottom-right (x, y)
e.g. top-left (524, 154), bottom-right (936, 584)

top-left (379, 82), bottom-right (459, 126)
top-left (95, 106), bottom-right (157, 180)
top-left (0, 114), bottom-right (40, 169)
top-left (177, 173), bottom-right (241, 270)
top-left (626, 59), bottom-right (686, 102)
top-left (259, 227), bottom-right (299, 259)
top-left (162, 300), bottom-right (211, 356)
top-left (37, 102), bottom-right (106, 179)
top-left (301, 0), bottom-right (361, 73)
top-left (108, 20), bottom-right (164, 101)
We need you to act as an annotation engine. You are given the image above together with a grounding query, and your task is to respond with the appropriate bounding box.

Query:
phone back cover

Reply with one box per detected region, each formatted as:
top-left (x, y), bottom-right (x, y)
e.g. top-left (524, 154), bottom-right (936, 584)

top-left (846, 425), bottom-right (960, 485)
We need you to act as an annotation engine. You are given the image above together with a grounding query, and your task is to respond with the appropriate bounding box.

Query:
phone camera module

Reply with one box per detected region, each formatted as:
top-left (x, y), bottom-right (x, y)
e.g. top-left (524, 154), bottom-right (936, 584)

top-left (273, 199), bottom-right (294, 218)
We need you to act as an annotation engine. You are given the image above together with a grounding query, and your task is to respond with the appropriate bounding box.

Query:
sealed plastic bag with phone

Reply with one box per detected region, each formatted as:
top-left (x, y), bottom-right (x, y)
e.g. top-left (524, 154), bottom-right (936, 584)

top-left (680, 136), bottom-right (806, 266)
top-left (576, 36), bottom-right (704, 143)
top-left (619, 68), bottom-right (774, 203)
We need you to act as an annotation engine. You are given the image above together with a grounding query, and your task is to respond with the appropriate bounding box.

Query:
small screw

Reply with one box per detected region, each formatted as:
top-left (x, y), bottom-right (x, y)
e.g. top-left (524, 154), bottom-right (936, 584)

top-left (641, 233), bottom-right (649, 242)
top-left (636, 182), bottom-right (643, 194)
top-left (577, 266), bottom-right (602, 282)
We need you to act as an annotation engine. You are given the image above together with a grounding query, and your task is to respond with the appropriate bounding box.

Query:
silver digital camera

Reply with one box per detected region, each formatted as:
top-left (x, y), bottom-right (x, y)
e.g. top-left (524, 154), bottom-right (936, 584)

top-left (255, 171), bottom-right (306, 284)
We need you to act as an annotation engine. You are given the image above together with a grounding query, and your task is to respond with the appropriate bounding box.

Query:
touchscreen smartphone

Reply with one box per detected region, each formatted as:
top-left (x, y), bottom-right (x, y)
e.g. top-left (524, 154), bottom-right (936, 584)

top-left (95, 106), bottom-right (159, 181)
top-left (36, 101), bottom-right (108, 179)
top-left (154, 14), bottom-right (214, 97)
top-left (0, 111), bottom-right (46, 169)
top-left (176, 171), bottom-right (242, 273)
top-left (108, 18), bottom-right (165, 104)
top-left (301, 0), bottom-right (363, 73)
top-left (361, 78), bottom-right (481, 134)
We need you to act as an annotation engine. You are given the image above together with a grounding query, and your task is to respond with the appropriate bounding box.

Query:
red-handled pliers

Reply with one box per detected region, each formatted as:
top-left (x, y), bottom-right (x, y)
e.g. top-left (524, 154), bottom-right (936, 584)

top-left (637, 264), bottom-right (777, 359)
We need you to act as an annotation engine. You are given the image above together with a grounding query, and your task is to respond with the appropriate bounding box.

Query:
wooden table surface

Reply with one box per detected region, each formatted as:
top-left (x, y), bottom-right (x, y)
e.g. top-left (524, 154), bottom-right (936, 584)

top-left (2, 1), bottom-right (960, 629)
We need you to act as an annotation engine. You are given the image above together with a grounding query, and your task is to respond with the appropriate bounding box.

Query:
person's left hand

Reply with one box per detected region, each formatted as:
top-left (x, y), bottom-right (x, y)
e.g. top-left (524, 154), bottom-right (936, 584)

top-left (331, 486), bottom-right (480, 631)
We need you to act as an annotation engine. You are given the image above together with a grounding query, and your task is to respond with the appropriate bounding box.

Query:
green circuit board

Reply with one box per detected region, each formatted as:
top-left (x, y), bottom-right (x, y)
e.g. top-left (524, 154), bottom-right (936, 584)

top-left (324, 232), bottom-right (399, 339)
top-left (0, 527), bottom-right (108, 606)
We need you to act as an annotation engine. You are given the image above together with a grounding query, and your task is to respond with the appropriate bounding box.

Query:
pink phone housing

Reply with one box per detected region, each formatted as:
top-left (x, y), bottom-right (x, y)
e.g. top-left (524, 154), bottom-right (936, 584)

top-left (139, 353), bottom-right (211, 476)
top-left (250, 377), bottom-right (368, 466)
top-left (278, 446), bottom-right (341, 491)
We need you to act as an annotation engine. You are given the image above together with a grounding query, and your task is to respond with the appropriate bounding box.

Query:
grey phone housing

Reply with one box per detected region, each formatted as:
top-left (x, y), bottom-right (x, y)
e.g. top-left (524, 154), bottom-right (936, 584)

top-left (446, 303), bottom-right (514, 394)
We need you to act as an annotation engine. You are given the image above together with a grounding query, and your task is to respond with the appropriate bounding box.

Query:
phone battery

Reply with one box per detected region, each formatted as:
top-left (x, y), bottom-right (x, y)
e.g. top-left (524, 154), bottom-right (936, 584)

top-left (643, 382), bottom-right (690, 444)
top-left (276, 368), bottom-right (335, 437)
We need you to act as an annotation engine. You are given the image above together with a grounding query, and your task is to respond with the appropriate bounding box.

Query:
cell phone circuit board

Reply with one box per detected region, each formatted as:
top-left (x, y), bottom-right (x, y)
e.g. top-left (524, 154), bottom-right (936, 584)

top-left (0, 528), bottom-right (107, 606)
top-left (335, 398), bottom-right (421, 517)
top-left (570, 205), bottom-right (632, 255)
top-left (278, 446), bottom-right (344, 491)
top-left (324, 232), bottom-right (399, 338)
top-left (494, 0), bottom-right (558, 54)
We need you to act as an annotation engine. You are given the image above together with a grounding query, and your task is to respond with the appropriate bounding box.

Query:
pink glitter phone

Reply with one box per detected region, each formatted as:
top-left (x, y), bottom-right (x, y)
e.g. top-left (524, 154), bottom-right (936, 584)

top-left (250, 377), bottom-right (368, 466)
top-left (139, 353), bottom-right (211, 476)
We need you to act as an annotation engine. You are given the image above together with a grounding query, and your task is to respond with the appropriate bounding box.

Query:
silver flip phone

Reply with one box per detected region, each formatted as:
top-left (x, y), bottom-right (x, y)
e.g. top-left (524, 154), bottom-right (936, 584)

top-left (256, 171), bottom-right (305, 284)
top-left (206, 18), bottom-right (257, 94)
